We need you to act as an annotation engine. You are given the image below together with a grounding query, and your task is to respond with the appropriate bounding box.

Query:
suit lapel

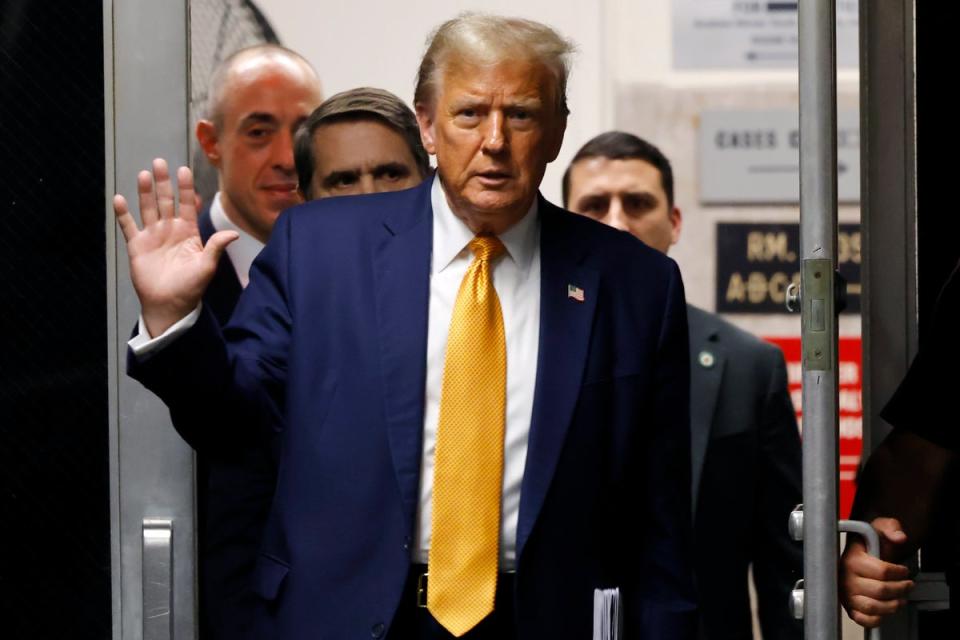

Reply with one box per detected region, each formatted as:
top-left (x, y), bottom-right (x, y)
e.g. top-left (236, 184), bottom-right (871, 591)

top-left (687, 306), bottom-right (725, 515)
top-left (197, 206), bottom-right (216, 244)
top-left (517, 202), bottom-right (599, 558)
top-left (371, 182), bottom-right (434, 530)
top-left (198, 207), bottom-right (243, 326)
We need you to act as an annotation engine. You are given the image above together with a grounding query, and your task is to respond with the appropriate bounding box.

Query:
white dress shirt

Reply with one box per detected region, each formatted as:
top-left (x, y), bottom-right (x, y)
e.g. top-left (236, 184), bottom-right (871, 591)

top-left (209, 192), bottom-right (264, 288)
top-left (413, 176), bottom-right (541, 571)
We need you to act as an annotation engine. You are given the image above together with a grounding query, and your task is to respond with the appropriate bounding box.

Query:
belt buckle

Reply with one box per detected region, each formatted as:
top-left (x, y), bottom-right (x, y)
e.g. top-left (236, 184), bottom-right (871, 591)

top-left (416, 572), bottom-right (428, 608)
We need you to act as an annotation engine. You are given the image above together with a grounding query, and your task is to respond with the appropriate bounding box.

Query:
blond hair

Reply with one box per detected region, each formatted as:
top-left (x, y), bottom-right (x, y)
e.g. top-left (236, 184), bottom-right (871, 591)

top-left (414, 13), bottom-right (575, 116)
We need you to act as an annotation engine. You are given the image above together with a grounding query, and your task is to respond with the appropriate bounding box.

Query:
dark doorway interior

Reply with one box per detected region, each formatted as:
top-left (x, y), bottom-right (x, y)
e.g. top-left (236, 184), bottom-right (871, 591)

top-left (0, 2), bottom-right (110, 638)
top-left (915, 0), bottom-right (957, 633)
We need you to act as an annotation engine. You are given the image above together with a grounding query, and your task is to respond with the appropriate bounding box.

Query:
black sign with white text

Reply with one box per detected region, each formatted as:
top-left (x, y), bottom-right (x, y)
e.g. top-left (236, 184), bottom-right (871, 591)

top-left (716, 223), bottom-right (861, 314)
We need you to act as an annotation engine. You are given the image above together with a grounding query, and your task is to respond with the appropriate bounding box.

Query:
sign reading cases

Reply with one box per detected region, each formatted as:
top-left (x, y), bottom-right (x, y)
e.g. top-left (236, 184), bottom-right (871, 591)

top-left (700, 109), bottom-right (861, 204)
top-left (716, 223), bottom-right (861, 314)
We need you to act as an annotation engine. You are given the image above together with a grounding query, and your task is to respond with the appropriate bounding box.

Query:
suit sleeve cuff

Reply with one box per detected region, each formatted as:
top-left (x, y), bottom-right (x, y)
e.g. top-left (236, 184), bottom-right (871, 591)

top-left (128, 304), bottom-right (203, 359)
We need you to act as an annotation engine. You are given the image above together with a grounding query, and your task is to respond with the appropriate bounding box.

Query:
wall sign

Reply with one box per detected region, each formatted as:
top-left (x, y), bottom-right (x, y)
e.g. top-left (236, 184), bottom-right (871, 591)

top-left (673, 0), bottom-right (859, 70)
top-left (716, 222), bottom-right (861, 314)
top-left (700, 109), bottom-right (860, 204)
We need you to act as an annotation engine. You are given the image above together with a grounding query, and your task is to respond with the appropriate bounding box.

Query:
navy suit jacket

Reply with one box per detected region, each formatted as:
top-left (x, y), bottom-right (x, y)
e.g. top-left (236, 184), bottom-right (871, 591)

top-left (687, 306), bottom-right (802, 639)
top-left (131, 179), bottom-right (697, 639)
top-left (197, 209), bottom-right (243, 325)
top-left (195, 208), bottom-right (279, 640)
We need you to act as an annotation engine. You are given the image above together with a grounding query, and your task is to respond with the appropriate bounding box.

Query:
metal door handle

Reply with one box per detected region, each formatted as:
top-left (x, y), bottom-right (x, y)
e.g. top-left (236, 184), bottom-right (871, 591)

top-left (838, 520), bottom-right (881, 640)
top-left (142, 519), bottom-right (173, 640)
top-left (788, 506), bottom-right (882, 640)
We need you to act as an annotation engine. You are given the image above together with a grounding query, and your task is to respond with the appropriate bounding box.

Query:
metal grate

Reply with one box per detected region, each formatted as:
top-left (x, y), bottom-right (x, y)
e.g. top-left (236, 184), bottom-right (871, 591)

top-left (189, 0), bottom-right (280, 205)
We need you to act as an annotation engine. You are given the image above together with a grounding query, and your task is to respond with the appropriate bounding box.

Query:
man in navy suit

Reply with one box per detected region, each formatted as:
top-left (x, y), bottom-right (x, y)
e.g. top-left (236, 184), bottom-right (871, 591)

top-left (192, 49), bottom-right (429, 638)
top-left (115, 15), bottom-right (697, 639)
top-left (565, 132), bottom-right (803, 639)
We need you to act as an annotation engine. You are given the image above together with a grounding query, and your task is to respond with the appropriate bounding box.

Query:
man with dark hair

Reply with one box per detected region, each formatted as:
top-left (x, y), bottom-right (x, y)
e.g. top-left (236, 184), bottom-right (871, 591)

top-left (294, 87), bottom-right (431, 200)
top-left (562, 131), bottom-right (674, 220)
top-left (565, 131), bottom-right (803, 640)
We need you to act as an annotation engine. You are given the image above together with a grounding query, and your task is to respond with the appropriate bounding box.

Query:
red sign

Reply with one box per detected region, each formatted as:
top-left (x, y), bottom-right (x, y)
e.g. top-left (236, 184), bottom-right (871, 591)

top-left (764, 337), bottom-right (862, 519)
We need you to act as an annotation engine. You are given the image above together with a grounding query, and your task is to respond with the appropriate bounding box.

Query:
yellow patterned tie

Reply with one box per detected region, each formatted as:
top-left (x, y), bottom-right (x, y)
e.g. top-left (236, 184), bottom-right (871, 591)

top-left (428, 234), bottom-right (507, 637)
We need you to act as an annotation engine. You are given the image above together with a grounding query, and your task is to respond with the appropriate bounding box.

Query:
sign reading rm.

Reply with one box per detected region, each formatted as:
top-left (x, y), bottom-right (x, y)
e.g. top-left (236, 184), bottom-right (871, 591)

top-left (716, 222), bottom-right (861, 314)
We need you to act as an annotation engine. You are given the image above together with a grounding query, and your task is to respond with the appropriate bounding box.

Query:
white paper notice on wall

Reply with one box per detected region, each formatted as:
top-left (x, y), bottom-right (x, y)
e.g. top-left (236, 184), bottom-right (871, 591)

top-left (672, 0), bottom-right (859, 70)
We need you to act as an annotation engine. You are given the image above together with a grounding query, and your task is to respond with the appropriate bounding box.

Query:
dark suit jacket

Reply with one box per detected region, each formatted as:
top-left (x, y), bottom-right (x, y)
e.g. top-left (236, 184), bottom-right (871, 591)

top-left (197, 209), bottom-right (243, 325)
top-left (195, 208), bottom-right (279, 640)
top-left (687, 305), bottom-right (802, 640)
top-left (131, 180), bottom-right (698, 639)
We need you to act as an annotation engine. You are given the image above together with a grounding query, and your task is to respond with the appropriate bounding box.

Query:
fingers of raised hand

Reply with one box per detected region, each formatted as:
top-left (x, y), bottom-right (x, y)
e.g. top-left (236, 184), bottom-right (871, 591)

top-left (176, 166), bottom-right (198, 222)
top-left (131, 159), bottom-right (197, 228)
top-left (137, 169), bottom-right (159, 225)
top-left (153, 158), bottom-right (176, 220)
top-left (113, 194), bottom-right (138, 242)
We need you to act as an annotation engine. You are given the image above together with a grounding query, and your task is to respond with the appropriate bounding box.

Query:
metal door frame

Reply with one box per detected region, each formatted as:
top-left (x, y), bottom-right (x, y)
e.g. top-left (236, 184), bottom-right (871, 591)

top-left (861, 0), bottom-right (949, 638)
top-left (105, 1), bottom-right (198, 638)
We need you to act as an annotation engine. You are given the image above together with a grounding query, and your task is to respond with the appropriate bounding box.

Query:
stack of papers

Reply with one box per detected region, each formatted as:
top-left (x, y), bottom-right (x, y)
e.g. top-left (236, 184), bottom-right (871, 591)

top-left (592, 587), bottom-right (622, 640)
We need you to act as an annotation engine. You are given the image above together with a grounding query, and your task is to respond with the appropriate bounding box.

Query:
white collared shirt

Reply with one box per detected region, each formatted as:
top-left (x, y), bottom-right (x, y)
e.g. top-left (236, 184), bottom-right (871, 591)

top-left (209, 192), bottom-right (265, 288)
top-left (413, 175), bottom-right (541, 570)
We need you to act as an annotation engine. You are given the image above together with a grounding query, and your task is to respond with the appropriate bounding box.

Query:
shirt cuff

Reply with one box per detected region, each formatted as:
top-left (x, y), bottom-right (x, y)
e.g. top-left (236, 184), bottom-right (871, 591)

top-left (128, 304), bottom-right (203, 359)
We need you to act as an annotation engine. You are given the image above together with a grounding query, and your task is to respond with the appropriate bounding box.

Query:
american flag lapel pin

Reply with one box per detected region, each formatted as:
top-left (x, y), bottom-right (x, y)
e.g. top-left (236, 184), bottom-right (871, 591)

top-left (567, 283), bottom-right (585, 303)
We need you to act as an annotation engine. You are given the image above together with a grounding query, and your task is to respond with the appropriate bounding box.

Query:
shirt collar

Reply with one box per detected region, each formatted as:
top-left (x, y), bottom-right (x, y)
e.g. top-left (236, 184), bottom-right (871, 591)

top-left (209, 192), bottom-right (265, 287)
top-left (430, 174), bottom-right (539, 275)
